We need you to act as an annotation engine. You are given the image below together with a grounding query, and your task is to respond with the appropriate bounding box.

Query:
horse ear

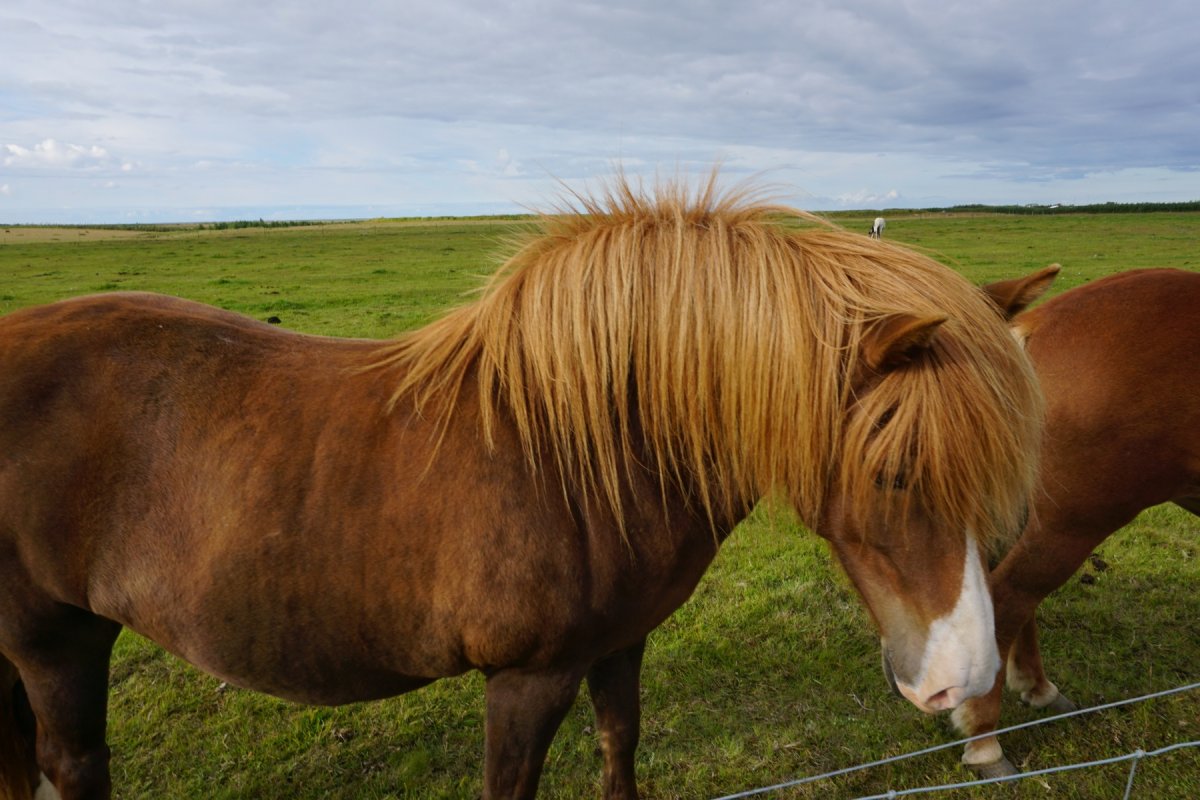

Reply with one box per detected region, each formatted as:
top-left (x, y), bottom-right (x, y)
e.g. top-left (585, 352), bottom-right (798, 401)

top-left (980, 264), bottom-right (1061, 320)
top-left (862, 313), bottom-right (947, 374)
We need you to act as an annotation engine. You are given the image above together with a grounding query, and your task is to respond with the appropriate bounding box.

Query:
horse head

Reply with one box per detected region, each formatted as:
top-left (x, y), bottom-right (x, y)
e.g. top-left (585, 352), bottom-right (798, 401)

top-left (816, 304), bottom-right (1040, 714)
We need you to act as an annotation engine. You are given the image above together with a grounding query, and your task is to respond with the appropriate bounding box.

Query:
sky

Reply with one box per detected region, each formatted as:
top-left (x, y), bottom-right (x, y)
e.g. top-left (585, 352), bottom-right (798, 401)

top-left (2, 0), bottom-right (1198, 224)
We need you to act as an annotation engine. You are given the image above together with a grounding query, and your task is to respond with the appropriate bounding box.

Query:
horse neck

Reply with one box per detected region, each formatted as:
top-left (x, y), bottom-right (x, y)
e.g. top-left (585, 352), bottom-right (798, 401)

top-left (612, 425), bottom-right (751, 548)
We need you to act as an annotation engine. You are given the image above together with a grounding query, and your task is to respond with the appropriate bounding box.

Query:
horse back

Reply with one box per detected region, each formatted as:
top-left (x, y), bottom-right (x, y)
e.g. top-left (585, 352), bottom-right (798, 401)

top-left (1017, 269), bottom-right (1200, 513)
top-left (1019, 268), bottom-right (1200, 388)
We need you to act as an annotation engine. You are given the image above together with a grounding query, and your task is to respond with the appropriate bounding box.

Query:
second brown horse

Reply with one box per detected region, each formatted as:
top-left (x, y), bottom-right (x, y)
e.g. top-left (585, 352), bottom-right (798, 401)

top-left (951, 266), bottom-right (1200, 776)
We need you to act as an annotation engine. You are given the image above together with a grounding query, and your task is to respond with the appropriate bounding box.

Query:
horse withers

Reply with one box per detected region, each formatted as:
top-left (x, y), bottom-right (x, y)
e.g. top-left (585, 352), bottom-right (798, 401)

top-left (947, 266), bottom-right (1200, 777)
top-left (0, 178), bottom-right (1042, 799)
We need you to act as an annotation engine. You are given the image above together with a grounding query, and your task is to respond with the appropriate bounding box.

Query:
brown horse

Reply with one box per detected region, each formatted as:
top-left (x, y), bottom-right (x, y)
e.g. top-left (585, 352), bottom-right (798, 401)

top-left (0, 177), bottom-right (1042, 799)
top-left (948, 266), bottom-right (1200, 777)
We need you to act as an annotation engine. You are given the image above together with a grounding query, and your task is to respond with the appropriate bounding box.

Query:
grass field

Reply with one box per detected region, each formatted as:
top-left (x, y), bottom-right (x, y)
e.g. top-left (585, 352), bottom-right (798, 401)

top-left (1, 211), bottom-right (1198, 798)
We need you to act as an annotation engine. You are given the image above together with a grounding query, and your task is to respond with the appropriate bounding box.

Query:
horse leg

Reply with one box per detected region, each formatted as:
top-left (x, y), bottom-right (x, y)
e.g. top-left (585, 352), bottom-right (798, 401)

top-left (1006, 616), bottom-right (1076, 713)
top-left (0, 655), bottom-right (38, 800)
top-left (8, 611), bottom-right (120, 800)
top-left (482, 666), bottom-right (586, 800)
top-left (950, 667), bottom-right (1011, 777)
top-left (950, 616), bottom-right (1077, 779)
top-left (585, 639), bottom-right (646, 800)
top-left (953, 517), bottom-right (1106, 776)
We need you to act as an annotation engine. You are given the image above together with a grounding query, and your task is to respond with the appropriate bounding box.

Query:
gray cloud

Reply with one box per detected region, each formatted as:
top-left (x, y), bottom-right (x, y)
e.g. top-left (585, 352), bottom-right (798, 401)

top-left (1, 0), bottom-right (1197, 222)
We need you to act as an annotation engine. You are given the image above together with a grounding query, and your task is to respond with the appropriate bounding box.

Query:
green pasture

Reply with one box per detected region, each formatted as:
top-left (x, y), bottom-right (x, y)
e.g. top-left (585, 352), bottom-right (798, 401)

top-left (1, 211), bottom-right (1197, 798)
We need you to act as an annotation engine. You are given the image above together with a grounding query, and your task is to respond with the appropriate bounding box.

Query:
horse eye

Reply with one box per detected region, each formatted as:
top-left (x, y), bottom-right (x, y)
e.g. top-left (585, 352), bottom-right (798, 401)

top-left (874, 472), bottom-right (908, 491)
top-left (870, 407), bottom-right (906, 490)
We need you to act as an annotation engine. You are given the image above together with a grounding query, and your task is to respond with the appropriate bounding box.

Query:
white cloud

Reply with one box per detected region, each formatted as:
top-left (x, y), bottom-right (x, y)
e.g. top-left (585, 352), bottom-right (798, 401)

top-left (497, 148), bottom-right (522, 178)
top-left (0, 184), bottom-right (11, 196)
top-left (3, 139), bottom-right (115, 170)
top-left (834, 189), bottom-right (902, 208)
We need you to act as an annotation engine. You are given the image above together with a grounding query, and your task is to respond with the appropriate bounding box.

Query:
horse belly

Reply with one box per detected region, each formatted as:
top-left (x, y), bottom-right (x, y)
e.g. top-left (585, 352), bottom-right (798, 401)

top-left (168, 620), bottom-right (444, 706)
top-left (89, 501), bottom-right (490, 705)
top-left (85, 546), bottom-right (469, 706)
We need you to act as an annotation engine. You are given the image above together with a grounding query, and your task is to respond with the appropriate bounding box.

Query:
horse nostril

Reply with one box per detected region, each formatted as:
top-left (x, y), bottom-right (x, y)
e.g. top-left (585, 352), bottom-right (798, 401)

top-left (923, 686), bottom-right (966, 712)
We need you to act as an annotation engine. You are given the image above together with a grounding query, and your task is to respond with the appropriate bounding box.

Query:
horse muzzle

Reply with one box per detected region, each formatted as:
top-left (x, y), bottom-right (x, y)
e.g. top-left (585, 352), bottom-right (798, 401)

top-left (881, 636), bottom-right (1001, 714)
top-left (878, 533), bottom-right (1002, 714)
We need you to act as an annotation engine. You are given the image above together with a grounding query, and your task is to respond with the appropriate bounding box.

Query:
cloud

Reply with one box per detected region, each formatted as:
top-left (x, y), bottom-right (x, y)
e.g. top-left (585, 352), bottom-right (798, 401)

top-left (0, 184), bottom-right (11, 196)
top-left (496, 149), bottom-right (522, 178)
top-left (4, 139), bottom-right (116, 170)
top-left (834, 188), bottom-right (902, 208)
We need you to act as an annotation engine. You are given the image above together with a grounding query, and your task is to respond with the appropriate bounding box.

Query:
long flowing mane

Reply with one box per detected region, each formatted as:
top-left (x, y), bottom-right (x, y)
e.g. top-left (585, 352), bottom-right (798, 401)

top-left (371, 176), bottom-right (1041, 545)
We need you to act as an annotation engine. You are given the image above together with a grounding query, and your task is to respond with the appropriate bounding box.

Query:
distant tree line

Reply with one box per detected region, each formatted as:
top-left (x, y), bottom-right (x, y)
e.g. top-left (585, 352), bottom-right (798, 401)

top-left (44, 219), bottom-right (329, 232)
top-left (203, 219), bottom-right (324, 230)
top-left (936, 200), bottom-right (1200, 215)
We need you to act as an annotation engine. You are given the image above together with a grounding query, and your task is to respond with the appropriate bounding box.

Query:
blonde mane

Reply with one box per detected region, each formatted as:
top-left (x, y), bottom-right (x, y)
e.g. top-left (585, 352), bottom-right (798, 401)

top-left (372, 176), bottom-right (1042, 546)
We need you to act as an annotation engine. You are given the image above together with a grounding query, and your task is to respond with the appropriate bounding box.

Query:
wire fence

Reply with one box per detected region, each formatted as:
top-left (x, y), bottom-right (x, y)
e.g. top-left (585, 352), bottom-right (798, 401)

top-left (713, 681), bottom-right (1200, 800)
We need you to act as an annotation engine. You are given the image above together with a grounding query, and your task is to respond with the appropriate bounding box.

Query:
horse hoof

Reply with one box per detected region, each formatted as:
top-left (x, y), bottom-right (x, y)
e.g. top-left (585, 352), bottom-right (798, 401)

top-left (967, 756), bottom-right (1019, 780)
top-left (1044, 692), bottom-right (1078, 713)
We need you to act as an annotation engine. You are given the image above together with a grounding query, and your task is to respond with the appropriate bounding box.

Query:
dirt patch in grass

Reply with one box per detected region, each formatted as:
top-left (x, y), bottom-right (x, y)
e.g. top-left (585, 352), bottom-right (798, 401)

top-left (0, 226), bottom-right (161, 244)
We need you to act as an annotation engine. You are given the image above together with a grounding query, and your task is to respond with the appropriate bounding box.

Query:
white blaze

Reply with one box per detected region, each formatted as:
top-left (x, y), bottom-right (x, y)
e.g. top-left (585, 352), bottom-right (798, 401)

top-left (897, 534), bottom-right (1001, 713)
top-left (35, 774), bottom-right (62, 800)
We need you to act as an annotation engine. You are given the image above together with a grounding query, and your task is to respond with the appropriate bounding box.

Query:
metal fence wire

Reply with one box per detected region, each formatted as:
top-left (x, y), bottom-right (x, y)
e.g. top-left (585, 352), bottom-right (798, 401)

top-left (713, 681), bottom-right (1200, 800)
